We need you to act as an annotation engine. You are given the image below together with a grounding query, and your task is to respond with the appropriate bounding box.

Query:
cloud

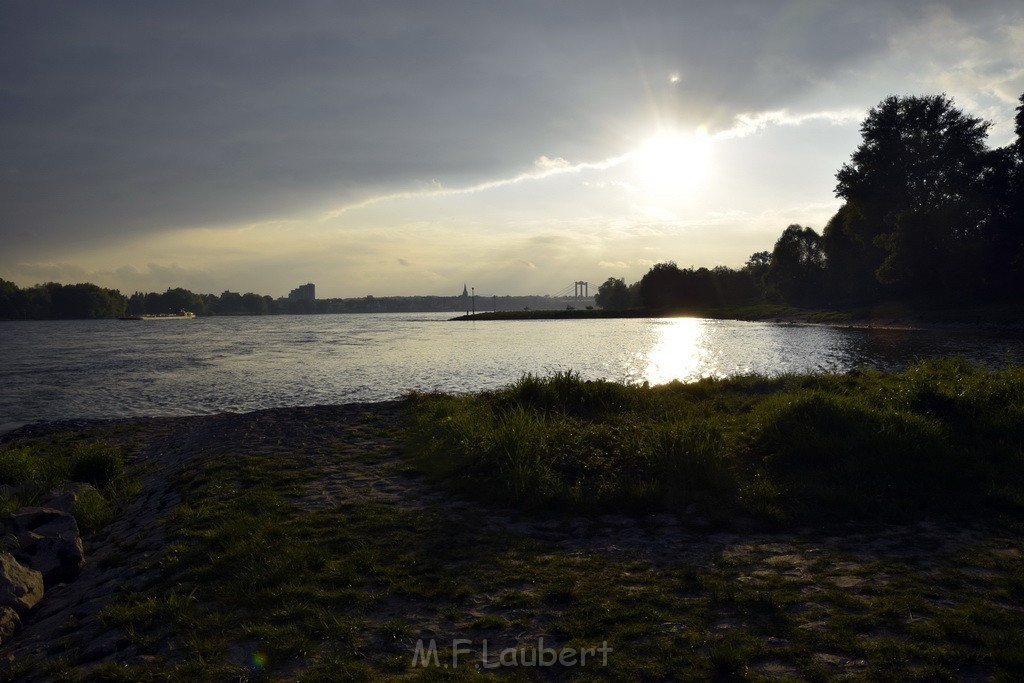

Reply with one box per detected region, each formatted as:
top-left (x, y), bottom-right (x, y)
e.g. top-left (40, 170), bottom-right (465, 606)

top-left (534, 156), bottom-right (572, 171)
top-left (2, 1), bottom-right (1022, 296)
top-left (319, 151), bottom-right (632, 219)
top-left (893, 6), bottom-right (1024, 142)
top-left (713, 109), bottom-right (866, 141)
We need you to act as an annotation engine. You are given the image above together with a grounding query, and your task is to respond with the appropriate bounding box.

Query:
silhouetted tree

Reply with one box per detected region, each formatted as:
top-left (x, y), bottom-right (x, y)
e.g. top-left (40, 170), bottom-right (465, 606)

top-left (638, 262), bottom-right (685, 310)
top-left (743, 251), bottom-right (772, 299)
top-left (0, 278), bottom-right (18, 318)
top-left (835, 94), bottom-right (991, 298)
top-left (766, 225), bottom-right (825, 304)
top-left (994, 93), bottom-right (1024, 297)
top-left (595, 277), bottom-right (631, 309)
top-left (241, 292), bottom-right (268, 315)
top-left (821, 203), bottom-right (887, 304)
top-left (217, 291), bottom-right (244, 314)
top-left (44, 283), bottom-right (127, 319)
top-left (145, 287), bottom-right (207, 315)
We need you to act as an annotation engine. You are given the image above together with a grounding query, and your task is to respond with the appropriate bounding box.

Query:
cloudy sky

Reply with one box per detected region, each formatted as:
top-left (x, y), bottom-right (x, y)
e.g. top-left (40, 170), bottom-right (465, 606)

top-left (2, 1), bottom-right (1022, 298)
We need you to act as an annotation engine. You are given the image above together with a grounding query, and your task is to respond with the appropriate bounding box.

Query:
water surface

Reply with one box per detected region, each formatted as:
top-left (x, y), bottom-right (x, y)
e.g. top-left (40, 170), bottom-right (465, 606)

top-left (2, 313), bottom-right (1021, 430)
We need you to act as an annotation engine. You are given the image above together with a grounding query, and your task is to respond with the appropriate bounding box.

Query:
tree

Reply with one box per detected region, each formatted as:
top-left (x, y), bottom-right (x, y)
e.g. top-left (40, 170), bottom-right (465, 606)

top-left (743, 251), bottom-right (772, 300)
top-left (45, 283), bottom-right (127, 319)
top-left (638, 262), bottom-right (685, 310)
top-left (241, 292), bottom-right (269, 314)
top-left (821, 203), bottom-right (886, 304)
top-left (594, 277), bottom-right (631, 309)
top-left (0, 278), bottom-right (18, 318)
top-left (766, 225), bottom-right (825, 304)
top-left (834, 94), bottom-right (991, 297)
top-left (1016, 92), bottom-right (1024, 160)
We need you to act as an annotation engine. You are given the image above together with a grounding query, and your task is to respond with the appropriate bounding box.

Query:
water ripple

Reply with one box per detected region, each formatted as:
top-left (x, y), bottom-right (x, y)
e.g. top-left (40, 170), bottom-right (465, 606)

top-left (2, 314), bottom-right (1022, 427)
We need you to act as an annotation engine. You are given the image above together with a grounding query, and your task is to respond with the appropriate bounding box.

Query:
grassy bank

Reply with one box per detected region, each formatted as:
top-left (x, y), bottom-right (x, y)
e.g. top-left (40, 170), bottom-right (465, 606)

top-left (75, 430), bottom-right (1024, 681)
top-left (6, 367), bottom-right (1024, 680)
top-left (407, 359), bottom-right (1024, 526)
top-left (0, 437), bottom-right (135, 532)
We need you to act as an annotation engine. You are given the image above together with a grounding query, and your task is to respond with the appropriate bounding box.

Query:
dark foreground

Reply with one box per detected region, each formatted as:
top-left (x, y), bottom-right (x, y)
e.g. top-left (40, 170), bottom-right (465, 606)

top-left (1, 391), bottom-right (1023, 680)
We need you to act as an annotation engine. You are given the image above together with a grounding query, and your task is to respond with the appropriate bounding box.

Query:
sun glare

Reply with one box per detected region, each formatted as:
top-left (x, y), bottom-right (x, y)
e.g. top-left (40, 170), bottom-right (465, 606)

top-left (632, 129), bottom-right (712, 195)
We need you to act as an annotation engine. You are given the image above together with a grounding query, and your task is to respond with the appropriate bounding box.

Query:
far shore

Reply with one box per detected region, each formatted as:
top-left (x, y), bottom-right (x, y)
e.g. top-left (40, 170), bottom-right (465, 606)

top-left (451, 302), bottom-right (1024, 335)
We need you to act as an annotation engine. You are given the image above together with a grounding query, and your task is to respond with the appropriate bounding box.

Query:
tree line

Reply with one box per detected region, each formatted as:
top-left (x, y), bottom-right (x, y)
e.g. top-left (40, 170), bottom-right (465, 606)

top-left (0, 282), bottom-right (322, 320)
top-left (597, 92), bottom-right (1024, 312)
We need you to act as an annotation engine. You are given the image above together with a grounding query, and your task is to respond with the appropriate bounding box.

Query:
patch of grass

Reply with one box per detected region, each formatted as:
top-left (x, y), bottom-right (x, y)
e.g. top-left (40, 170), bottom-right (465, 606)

top-left (379, 619), bottom-right (414, 640)
top-left (0, 437), bottom-right (133, 534)
top-left (0, 445), bottom-right (43, 485)
top-left (94, 451), bottom-right (519, 679)
top-left (69, 442), bottom-right (124, 488)
top-left (71, 486), bottom-right (115, 533)
top-left (467, 615), bottom-right (510, 630)
top-left (407, 359), bottom-right (1024, 524)
top-left (0, 439), bottom-right (123, 491)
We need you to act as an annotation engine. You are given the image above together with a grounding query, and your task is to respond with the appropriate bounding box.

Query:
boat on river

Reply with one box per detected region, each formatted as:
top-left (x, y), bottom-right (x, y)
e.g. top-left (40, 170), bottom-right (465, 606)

top-left (119, 310), bottom-right (196, 320)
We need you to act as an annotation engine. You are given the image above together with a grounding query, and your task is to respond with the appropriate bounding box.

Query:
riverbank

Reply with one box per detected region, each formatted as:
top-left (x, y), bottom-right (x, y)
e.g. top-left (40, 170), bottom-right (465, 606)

top-left (2, 367), bottom-right (1023, 679)
top-left (452, 300), bottom-right (1024, 335)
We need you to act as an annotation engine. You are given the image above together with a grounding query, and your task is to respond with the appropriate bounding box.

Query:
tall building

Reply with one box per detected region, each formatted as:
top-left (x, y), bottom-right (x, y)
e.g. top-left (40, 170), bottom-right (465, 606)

top-left (288, 283), bottom-right (315, 301)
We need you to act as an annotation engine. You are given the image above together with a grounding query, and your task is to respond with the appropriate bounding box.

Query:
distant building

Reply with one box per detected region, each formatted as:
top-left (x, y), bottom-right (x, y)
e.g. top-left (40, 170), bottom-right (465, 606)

top-left (288, 283), bottom-right (316, 301)
top-left (461, 283), bottom-right (468, 297)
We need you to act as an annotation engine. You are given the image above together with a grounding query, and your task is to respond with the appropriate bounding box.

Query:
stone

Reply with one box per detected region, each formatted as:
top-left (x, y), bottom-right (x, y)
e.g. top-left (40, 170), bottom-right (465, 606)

top-left (40, 491), bottom-right (77, 515)
top-left (80, 629), bottom-right (130, 662)
top-left (65, 482), bottom-right (99, 497)
top-left (3, 506), bottom-right (79, 538)
top-left (40, 483), bottom-right (101, 516)
top-left (14, 533), bottom-right (85, 587)
top-left (0, 552), bottom-right (44, 616)
top-left (0, 606), bottom-right (21, 646)
top-left (2, 507), bottom-right (85, 587)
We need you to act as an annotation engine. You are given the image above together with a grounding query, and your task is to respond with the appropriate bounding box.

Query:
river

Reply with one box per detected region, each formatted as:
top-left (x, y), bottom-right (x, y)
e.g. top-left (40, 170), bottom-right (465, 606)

top-left (1, 313), bottom-right (1022, 431)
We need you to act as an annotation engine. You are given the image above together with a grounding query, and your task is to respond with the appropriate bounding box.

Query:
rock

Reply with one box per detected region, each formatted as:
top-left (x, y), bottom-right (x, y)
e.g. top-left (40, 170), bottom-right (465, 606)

top-left (65, 482), bottom-right (99, 497)
top-left (3, 507), bottom-right (77, 538)
top-left (79, 629), bottom-right (130, 662)
top-left (0, 606), bottom-right (21, 646)
top-left (14, 534), bottom-right (85, 587)
top-left (2, 508), bottom-right (85, 587)
top-left (40, 491), bottom-right (77, 515)
top-left (40, 484), bottom-right (96, 515)
top-left (0, 552), bottom-right (44, 616)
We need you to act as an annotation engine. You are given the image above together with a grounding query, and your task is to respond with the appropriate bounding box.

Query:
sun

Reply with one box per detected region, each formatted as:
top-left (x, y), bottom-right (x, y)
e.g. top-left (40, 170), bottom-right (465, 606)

top-left (631, 129), bottom-right (712, 195)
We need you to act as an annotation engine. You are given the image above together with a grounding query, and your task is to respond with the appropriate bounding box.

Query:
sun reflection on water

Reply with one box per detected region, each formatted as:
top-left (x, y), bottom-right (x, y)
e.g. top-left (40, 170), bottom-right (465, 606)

top-left (644, 318), bottom-right (722, 385)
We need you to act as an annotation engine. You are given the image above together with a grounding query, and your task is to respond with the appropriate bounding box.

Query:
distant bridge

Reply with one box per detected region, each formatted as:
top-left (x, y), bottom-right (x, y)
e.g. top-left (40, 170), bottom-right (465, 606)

top-left (552, 281), bottom-right (591, 299)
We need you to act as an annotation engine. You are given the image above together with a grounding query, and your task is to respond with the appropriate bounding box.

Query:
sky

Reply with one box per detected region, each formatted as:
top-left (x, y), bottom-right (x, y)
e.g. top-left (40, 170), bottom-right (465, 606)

top-left (2, 1), bottom-right (1023, 299)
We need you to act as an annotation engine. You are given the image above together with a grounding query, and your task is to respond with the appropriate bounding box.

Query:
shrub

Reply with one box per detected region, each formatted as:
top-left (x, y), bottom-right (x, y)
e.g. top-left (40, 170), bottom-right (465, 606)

top-left (408, 362), bottom-right (1024, 524)
top-left (73, 488), bottom-right (113, 532)
top-left (753, 390), bottom-right (974, 519)
top-left (0, 445), bottom-right (43, 485)
top-left (69, 442), bottom-right (124, 488)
